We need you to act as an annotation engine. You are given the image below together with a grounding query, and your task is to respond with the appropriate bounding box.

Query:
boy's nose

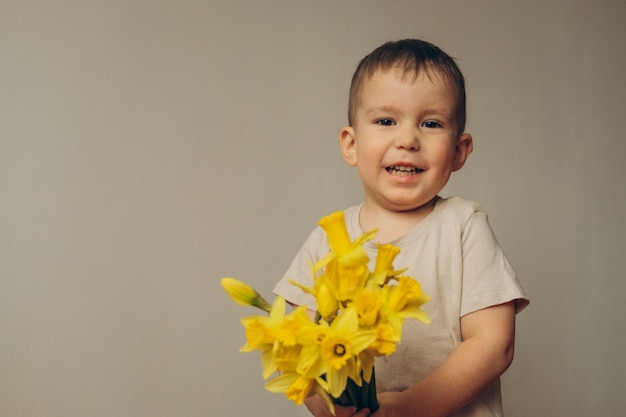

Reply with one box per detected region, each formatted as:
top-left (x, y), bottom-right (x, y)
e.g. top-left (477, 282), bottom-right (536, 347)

top-left (395, 128), bottom-right (420, 150)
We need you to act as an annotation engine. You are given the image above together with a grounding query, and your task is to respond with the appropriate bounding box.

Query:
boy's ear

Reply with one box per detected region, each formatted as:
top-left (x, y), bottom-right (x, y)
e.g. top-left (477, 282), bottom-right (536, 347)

top-left (452, 133), bottom-right (473, 171)
top-left (339, 126), bottom-right (358, 166)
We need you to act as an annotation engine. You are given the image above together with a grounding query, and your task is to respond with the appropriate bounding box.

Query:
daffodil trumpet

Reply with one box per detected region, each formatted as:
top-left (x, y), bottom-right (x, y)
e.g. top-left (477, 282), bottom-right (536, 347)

top-left (220, 211), bottom-right (431, 415)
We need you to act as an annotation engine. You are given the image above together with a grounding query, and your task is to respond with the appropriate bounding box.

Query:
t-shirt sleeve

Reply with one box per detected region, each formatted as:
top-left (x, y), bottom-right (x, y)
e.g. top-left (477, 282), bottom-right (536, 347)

top-left (460, 211), bottom-right (529, 316)
top-left (272, 226), bottom-right (329, 311)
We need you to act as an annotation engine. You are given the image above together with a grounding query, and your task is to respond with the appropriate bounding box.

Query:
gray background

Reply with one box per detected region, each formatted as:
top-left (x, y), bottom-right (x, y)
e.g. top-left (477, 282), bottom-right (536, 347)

top-left (1, 1), bottom-right (625, 416)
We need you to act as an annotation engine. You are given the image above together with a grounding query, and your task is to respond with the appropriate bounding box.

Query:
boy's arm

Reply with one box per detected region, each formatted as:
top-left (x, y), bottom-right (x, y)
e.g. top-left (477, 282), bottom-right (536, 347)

top-left (375, 301), bottom-right (516, 417)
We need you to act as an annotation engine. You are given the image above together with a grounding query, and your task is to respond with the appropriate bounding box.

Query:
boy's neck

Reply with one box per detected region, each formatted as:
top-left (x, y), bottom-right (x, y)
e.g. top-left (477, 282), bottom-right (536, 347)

top-left (359, 197), bottom-right (438, 243)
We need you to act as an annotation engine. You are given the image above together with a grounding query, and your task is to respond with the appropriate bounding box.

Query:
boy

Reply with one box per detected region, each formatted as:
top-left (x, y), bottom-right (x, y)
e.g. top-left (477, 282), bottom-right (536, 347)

top-left (273, 39), bottom-right (528, 417)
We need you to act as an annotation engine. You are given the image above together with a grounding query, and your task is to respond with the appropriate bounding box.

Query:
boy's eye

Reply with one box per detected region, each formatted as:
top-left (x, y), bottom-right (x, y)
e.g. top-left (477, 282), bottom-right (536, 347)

top-left (422, 120), bottom-right (442, 128)
top-left (376, 119), bottom-right (395, 126)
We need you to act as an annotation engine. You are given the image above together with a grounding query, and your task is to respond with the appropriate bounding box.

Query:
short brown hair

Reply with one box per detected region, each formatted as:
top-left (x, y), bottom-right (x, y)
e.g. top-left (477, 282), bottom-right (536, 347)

top-left (348, 39), bottom-right (467, 133)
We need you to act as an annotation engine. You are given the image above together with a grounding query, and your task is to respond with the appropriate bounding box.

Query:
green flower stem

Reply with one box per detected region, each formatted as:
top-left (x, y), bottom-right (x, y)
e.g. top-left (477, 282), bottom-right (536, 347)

top-left (366, 368), bottom-right (379, 412)
top-left (332, 369), bottom-right (379, 413)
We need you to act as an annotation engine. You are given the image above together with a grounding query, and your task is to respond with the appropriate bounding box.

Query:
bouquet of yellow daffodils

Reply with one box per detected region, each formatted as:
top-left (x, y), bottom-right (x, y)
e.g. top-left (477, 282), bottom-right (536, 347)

top-left (221, 211), bottom-right (430, 415)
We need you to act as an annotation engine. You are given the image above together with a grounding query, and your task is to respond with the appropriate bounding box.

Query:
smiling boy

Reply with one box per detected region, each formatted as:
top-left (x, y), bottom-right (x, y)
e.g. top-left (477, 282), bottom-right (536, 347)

top-left (340, 61), bottom-right (473, 243)
top-left (274, 39), bottom-right (528, 417)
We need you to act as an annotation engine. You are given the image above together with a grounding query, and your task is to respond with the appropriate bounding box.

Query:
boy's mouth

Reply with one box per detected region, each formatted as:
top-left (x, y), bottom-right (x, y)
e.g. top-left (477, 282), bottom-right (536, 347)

top-left (386, 165), bottom-right (424, 176)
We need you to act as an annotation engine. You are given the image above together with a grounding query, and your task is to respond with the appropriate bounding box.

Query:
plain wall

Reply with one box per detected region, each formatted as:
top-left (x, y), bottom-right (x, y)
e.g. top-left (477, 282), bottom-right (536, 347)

top-left (1, 1), bottom-right (625, 416)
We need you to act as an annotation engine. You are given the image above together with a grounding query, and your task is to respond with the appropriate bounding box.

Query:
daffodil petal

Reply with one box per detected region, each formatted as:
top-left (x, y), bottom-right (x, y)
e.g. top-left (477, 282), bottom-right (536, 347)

top-left (315, 386), bottom-right (336, 416)
top-left (261, 348), bottom-right (278, 379)
top-left (265, 372), bottom-right (299, 393)
top-left (327, 366), bottom-right (349, 398)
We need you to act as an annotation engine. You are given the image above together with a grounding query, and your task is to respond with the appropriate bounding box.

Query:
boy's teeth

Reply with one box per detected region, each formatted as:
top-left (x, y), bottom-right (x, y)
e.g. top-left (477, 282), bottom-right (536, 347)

top-left (387, 166), bottom-right (422, 175)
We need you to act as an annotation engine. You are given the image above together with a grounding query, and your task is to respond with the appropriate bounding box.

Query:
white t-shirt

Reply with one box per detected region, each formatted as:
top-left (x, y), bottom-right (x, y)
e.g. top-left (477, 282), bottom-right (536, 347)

top-left (273, 197), bottom-right (529, 417)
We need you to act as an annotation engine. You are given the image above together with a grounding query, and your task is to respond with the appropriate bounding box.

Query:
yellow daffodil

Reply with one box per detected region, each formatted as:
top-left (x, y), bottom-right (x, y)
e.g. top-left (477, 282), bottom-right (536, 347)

top-left (353, 289), bottom-right (383, 327)
top-left (240, 316), bottom-right (275, 352)
top-left (289, 318), bottom-right (333, 380)
top-left (318, 211), bottom-right (352, 253)
top-left (319, 307), bottom-right (377, 397)
top-left (357, 322), bottom-right (399, 383)
top-left (374, 243), bottom-right (400, 273)
top-left (368, 243), bottom-right (406, 287)
top-left (221, 277), bottom-right (271, 313)
top-left (276, 306), bottom-right (315, 347)
top-left (382, 276), bottom-right (431, 338)
top-left (265, 372), bottom-right (336, 414)
top-left (265, 372), bottom-right (313, 405)
top-left (391, 276), bottom-right (431, 323)
top-left (240, 296), bottom-right (289, 378)
top-left (239, 316), bottom-right (279, 379)
top-left (315, 281), bottom-right (340, 322)
top-left (370, 323), bottom-right (398, 356)
top-left (330, 262), bottom-right (369, 303)
top-left (273, 343), bottom-right (303, 374)
top-left (289, 263), bottom-right (341, 323)
top-left (314, 211), bottom-right (377, 303)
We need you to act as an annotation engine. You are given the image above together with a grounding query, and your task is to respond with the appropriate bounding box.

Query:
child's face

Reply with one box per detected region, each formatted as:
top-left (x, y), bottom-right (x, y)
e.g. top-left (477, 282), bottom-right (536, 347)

top-left (340, 68), bottom-right (472, 213)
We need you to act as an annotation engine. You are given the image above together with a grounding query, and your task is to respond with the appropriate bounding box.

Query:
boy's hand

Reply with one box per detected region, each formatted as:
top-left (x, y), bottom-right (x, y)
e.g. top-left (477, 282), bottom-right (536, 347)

top-left (339, 406), bottom-right (370, 417)
top-left (305, 395), bottom-right (371, 417)
top-left (369, 391), bottom-right (406, 417)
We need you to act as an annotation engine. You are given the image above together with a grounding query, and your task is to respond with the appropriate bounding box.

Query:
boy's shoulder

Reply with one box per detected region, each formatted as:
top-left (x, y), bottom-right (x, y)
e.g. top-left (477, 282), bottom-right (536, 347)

top-left (436, 196), bottom-right (486, 218)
